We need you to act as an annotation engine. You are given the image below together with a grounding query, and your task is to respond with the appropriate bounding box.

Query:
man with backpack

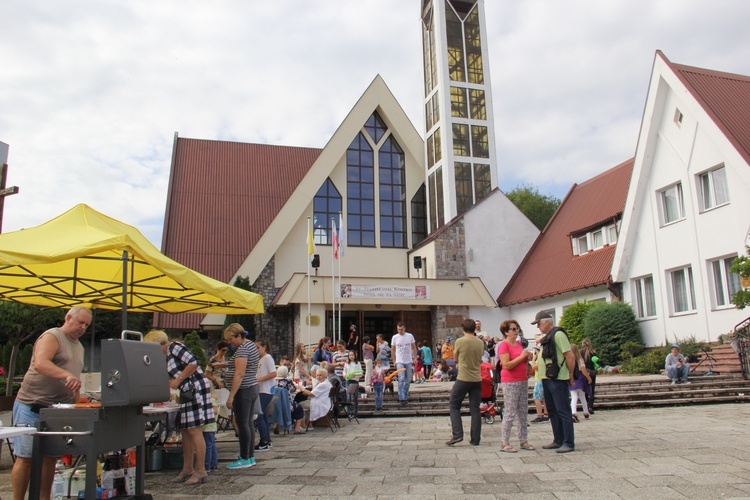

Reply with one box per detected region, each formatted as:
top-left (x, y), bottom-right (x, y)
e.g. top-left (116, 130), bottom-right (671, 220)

top-left (533, 310), bottom-right (576, 453)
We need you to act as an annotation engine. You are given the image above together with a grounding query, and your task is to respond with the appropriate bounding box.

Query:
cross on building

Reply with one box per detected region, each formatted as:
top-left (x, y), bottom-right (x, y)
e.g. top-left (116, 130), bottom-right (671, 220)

top-left (0, 142), bottom-right (20, 233)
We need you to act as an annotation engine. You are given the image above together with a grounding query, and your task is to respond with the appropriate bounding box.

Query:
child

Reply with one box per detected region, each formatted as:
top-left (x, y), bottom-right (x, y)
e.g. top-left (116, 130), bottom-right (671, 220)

top-left (371, 358), bottom-right (386, 412)
top-left (431, 362), bottom-right (444, 382)
top-left (569, 343), bottom-right (593, 422)
top-left (343, 351), bottom-right (363, 418)
top-left (413, 348), bottom-right (425, 384)
top-left (530, 346), bottom-right (547, 423)
top-left (203, 395), bottom-right (219, 471)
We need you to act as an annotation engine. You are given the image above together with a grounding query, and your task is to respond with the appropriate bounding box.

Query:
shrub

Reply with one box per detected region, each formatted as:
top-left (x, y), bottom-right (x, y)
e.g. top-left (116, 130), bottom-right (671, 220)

top-left (582, 301), bottom-right (643, 366)
top-left (670, 336), bottom-right (710, 359)
top-left (620, 341), bottom-right (646, 361)
top-left (19, 344), bottom-right (33, 376)
top-left (560, 300), bottom-right (597, 346)
top-left (621, 346), bottom-right (670, 374)
top-left (184, 331), bottom-right (207, 369)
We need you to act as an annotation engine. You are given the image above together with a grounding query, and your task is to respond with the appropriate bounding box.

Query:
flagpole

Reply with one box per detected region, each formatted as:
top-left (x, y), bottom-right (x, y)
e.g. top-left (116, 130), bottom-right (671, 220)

top-left (330, 217), bottom-right (335, 344)
top-left (338, 211), bottom-right (344, 345)
top-left (306, 217), bottom-right (312, 351)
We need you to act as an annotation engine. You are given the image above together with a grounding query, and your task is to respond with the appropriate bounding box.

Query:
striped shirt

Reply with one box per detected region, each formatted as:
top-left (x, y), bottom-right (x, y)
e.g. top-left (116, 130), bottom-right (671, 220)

top-left (224, 341), bottom-right (259, 389)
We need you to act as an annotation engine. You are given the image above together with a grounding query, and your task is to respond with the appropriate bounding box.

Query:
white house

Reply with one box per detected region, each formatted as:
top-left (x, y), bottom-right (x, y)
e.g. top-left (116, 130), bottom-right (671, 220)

top-left (612, 51), bottom-right (750, 346)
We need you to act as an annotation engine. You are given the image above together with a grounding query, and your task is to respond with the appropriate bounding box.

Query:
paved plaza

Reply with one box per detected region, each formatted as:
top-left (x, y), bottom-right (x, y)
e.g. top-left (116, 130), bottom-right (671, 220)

top-left (3, 401), bottom-right (750, 499)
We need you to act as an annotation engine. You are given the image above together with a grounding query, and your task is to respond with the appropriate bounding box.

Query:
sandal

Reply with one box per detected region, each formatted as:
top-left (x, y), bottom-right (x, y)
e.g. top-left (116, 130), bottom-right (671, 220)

top-left (572, 414), bottom-right (580, 423)
top-left (170, 470), bottom-right (194, 483)
top-left (184, 472), bottom-right (207, 485)
top-left (519, 441), bottom-right (536, 451)
top-left (500, 443), bottom-right (517, 453)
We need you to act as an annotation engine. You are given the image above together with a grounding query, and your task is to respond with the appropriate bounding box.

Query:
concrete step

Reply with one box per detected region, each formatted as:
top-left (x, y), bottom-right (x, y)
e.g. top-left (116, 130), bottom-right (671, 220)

top-left (354, 373), bottom-right (750, 418)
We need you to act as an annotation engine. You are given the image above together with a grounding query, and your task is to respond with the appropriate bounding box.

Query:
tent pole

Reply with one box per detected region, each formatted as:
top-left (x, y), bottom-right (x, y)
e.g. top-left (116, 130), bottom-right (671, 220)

top-left (121, 250), bottom-right (128, 331)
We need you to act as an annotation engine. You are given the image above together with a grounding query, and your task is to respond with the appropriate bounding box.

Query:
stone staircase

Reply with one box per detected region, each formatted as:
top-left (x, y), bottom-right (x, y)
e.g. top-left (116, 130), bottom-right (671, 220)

top-left (354, 373), bottom-right (750, 418)
top-left (689, 343), bottom-right (742, 375)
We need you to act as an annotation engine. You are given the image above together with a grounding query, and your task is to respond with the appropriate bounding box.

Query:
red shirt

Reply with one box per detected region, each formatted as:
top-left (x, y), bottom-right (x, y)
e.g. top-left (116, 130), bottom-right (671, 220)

top-left (497, 340), bottom-right (528, 383)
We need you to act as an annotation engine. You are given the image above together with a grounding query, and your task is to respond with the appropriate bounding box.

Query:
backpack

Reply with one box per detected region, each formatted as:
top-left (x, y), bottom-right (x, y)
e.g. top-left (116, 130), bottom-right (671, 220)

top-left (540, 327), bottom-right (568, 379)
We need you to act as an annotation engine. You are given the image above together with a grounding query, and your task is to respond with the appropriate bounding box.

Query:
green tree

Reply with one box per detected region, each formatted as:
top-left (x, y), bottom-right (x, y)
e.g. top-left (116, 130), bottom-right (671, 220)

top-left (224, 276), bottom-right (257, 339)
top-left (184, 331), bottom-right (207, 368)
top-left (559, 300), bottom-right (597, 346)
top-left (505, 184), bottom-right (561, 231)
top-left (730, 247), bottom-right (750, 309)
top-left (0, 302), bottom-right (65, 396)
top-left (582, 301), bottom-right (643, 366)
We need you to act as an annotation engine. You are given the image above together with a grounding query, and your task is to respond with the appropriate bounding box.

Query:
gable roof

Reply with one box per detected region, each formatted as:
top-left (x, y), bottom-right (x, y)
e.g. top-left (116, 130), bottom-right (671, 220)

top-left (497, 159), bottom-right (633, 306)
top-left (665, 51), bottom-right (750, 165)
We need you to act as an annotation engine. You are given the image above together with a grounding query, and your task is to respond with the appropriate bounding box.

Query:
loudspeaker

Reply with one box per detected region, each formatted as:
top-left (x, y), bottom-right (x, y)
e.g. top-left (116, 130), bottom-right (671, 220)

top-left (311, 254), bottom-right (320, 268)
top-left (413, 256), bottom-right (422, 269)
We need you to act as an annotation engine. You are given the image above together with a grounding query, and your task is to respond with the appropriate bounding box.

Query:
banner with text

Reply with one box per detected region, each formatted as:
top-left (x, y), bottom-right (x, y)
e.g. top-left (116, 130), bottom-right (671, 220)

top-left (339, 284), bottom-right (430, 300)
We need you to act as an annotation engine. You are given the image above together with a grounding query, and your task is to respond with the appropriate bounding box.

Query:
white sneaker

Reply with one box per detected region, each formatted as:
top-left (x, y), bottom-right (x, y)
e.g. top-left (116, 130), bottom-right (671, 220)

top-left (671, 380), bottom-right (677, 385)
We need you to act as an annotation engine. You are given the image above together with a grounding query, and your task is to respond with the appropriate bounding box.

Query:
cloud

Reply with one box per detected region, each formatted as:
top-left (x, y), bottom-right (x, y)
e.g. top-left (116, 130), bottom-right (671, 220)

top-left (1, 0), bottom-right (749, 244)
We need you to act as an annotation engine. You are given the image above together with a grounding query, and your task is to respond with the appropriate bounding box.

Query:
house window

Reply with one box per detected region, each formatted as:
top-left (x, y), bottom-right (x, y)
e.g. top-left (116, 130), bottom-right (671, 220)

top-left (673, 108), bottom-right (683, 127)
top-left (346, 133), bottom-right (375, 247)
top-left (577, 235), bottom-right (589, 255)
top-left (698, 165), bottom-right (729, 212)
top-left (668, 265), bottom-right (696, 314)
top-left (607, 224), bottom-right (618, 245)
top-left (633, 275), bottom-right (657, 319)
top-left (379, 137), bottom-right (407, 248)
top-left (313, 179), bottom-right (342, 245)
top-left (469, 89), bottom-right (486, 120)
top-left (709, 255), bottom-right (741, 308)
top-left (455, 162), bottom-right (473, 215)
top-left (592, 229), bottom-right (604, 250)
top-left (659, 182), bottom-right (685, 225)
top-left (470, 125), bottom-right (489, 158)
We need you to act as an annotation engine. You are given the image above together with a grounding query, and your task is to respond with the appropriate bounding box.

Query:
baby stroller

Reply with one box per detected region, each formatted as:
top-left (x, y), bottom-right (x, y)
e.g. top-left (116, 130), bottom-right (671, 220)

top-left (480, 361), bottom-right (501, 424)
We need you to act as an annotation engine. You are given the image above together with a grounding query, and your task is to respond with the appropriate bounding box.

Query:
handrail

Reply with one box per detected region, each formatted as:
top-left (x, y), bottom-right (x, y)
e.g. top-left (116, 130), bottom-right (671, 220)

top-left (732, 316), bottom-right (750, 380)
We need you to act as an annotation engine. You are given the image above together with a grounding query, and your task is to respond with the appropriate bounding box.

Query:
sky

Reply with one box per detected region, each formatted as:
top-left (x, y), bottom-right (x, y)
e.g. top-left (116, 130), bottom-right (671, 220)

top-left (2, 0), bottom-right (750, 245)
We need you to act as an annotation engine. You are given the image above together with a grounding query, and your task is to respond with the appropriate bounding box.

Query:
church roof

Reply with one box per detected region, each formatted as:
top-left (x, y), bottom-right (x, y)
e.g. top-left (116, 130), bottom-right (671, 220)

top-left (496, 159), bottom-right (633, 306)
top-left (663, 50), bottom-right (750, 165)
top-left (158, 136), bottom-right (321, 328)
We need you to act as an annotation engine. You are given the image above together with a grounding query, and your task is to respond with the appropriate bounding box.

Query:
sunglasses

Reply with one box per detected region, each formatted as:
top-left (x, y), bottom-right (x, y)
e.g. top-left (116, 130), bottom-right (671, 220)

top-left (508, 327), bottom-right (520, 332)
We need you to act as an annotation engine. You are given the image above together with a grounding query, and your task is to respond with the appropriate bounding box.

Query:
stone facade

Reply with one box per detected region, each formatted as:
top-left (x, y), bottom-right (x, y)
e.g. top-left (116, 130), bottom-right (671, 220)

top-left (250, 256), bottom-right (295, 360)
top-left (431, 219), bottom-right (470, 341)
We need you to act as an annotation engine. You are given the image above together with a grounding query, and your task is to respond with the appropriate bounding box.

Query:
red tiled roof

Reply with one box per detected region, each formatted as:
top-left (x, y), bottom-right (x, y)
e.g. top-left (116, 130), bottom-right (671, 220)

top-left (662, 51), bottom-right (750, 165)
top-left (497, 159), bottom-right (634, 306)
top-left (156, 135), bottom-right (322, 329)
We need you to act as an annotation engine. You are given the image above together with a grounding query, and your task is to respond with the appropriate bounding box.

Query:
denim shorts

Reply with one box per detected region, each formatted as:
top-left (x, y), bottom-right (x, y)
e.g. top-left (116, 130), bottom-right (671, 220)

top-left (12, 400), bottom-right (40, 458)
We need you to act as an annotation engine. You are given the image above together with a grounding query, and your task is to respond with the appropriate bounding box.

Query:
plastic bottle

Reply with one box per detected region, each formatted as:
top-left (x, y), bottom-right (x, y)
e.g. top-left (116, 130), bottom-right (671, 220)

top-left (51, 459), bottom-right (65, 500)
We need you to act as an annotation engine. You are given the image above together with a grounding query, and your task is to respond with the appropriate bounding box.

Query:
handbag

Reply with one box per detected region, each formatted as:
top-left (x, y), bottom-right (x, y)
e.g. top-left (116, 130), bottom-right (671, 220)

top-left (179, 383), bottom-right (195, 404)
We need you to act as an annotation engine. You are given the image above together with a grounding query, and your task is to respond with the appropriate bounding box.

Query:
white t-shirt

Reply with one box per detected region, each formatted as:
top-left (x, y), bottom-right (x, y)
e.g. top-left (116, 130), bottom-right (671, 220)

top-left (258, 354), bottom-right (276, 394)
top-left (392, 332), bottom-right (416, 364)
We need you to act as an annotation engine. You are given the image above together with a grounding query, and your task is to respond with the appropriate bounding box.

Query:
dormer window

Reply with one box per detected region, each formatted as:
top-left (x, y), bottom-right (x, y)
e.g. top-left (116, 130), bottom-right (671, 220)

top-left (572, 219), bottom-right (620, 255)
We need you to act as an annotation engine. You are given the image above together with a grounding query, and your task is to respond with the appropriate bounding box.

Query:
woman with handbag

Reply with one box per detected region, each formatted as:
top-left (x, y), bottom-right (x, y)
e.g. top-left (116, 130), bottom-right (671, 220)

top-left (144, 329), bottom-right (214, 485)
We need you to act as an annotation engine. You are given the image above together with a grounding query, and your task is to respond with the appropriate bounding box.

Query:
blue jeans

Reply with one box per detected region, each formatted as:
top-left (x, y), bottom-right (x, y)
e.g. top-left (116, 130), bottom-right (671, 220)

top-left (449, 380), bottom-right (482, 444)
top-left (233, 385), bottom-right (259, 460)
top-left (257, 392), bottom-right (273, 444)
top-left (396, 362), bottom-right (413, 401)
top-left (666, 364), bottom-right (689, 382)
top-left (203, 431), bottom-right (217, 469)
top-left (542, 379), bottom-right (575, 448)
top-left (373, 382), bottom-right (384, 410)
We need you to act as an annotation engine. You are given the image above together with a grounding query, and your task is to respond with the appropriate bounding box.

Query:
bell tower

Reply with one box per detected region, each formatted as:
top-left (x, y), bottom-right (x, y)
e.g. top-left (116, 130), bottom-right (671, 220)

top-left (421, 0), bottom-right (498, 231)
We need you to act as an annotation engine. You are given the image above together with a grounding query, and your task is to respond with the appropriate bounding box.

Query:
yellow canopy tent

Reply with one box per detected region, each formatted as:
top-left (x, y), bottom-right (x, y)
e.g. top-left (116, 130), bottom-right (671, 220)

top-left (0, 204), bottom-right (264, 319)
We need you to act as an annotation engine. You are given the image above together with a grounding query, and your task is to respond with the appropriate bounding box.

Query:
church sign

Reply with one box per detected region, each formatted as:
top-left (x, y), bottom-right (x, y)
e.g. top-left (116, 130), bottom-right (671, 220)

top-left (340, 284), bottom-right (430, 300)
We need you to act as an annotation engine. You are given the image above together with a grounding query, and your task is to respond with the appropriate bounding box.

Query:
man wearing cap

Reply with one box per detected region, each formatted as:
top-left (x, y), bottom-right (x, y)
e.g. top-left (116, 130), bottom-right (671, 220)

top-left (533, 310), bottom-right (576, 453)
top-left (665, 344), bottom-right (690, 385)
top-left (442, 337), bottom-right (455, 370)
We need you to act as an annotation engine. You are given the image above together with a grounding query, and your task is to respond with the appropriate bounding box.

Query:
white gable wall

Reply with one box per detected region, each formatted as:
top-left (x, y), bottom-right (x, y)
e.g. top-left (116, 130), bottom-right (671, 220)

top-left (615, 55), bottom-right (750, 346)
top-left (466, 189), bottom-right (539, 329)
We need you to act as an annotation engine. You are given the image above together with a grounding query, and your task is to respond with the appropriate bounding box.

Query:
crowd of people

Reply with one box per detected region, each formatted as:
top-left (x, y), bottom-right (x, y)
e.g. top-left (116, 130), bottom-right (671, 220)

top-left (11, 305), bottom-right (697, 497)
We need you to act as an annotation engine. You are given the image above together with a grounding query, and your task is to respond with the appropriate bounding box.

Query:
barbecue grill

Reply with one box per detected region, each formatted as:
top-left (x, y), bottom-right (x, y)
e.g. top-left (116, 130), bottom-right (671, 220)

top-left (29, 333), bottom-right (170, 500)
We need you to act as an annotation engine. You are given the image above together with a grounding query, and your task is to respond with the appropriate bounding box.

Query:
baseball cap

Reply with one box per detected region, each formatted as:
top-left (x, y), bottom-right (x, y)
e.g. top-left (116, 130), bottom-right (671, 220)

top-left (531, 311), bottom-right (553, 325)
top-left (671, 343), bottom-right (680, 349)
